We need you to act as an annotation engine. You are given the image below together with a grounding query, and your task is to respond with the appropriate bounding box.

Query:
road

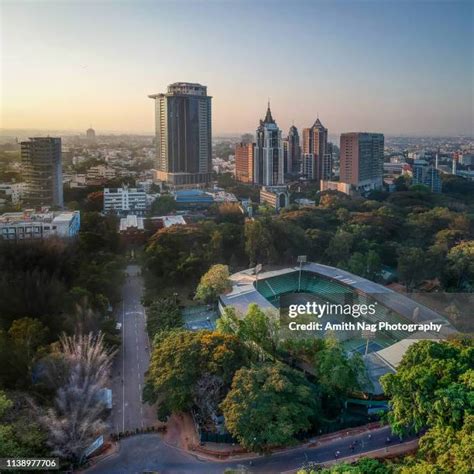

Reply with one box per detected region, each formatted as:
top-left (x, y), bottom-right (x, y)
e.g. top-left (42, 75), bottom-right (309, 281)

top-left (110, 264), bottom-right (155, 433)
top-left (88, 426), bottom-right (416, 473)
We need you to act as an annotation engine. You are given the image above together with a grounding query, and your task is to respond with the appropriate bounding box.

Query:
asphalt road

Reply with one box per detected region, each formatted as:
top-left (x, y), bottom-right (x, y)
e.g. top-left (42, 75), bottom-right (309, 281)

top-left (110, 264), bottom-right (155, 434)
top-left (88, 426), bottom-right (415, 474)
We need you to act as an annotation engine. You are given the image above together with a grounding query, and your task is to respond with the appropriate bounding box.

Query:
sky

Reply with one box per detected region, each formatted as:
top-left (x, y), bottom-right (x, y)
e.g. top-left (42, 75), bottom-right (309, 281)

top-left (1, 0), bottom-right (473, 136)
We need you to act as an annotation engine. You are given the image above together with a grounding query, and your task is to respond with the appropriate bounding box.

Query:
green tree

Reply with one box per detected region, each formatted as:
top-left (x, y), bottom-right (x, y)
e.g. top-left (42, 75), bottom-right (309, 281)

top-left (195, 264), bottom-right (231, 303)
top-left (146, 297), bottom-right (182, 339)
top-left (244, 219), bottom-right (276, 266)
top-left (380, 338), bottom-right (474, 436)
top-left (221, 364), bottom-right (320, 451)
top-left (150, 194), bottom-right (177, 215)
top-left (8, 317), bottom-right (48, 378)
top-left (313, 337), bottom-right (367, 410)
top-left (397, 247), bottom-right (427, 290)
top-left (445, 241), bottom-right (474, 290)
top-left (144, 330), bottom-right (249, 420)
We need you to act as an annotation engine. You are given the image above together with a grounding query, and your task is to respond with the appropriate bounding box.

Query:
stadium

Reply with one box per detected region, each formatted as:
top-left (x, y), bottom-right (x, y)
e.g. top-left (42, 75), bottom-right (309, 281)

top-left (219, 261), bottom-right (456, 394)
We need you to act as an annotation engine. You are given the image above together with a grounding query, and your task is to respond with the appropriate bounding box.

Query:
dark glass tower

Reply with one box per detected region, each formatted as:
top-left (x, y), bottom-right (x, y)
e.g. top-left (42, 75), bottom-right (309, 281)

top-left (149, 83), bottom-right (212, 186)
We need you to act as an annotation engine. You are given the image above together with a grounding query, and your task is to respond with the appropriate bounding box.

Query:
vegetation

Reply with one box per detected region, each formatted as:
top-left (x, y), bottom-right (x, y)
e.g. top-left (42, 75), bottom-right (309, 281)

top-left (195, 264), bottom-right (231, 303)
top-left (221, 363), bottom-right (320, 451)
top-left (380, 336), bottom-right (474, 473)
top-left (0, 209), bottom-right (124, 462)
top-left (36, 332), bottom-right (115, 462)
top-left (146, 296), bottom-right (182, 339)
top-left (143, 330), bottom-right (249, 421)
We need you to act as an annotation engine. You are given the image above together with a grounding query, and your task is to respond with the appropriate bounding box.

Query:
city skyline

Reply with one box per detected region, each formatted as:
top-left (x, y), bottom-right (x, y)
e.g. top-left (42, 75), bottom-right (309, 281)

top-left (1, 0), bottom-right (473, 136)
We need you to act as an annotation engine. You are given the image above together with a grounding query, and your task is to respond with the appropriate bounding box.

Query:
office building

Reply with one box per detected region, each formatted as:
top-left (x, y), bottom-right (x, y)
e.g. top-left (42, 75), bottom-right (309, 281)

top-left (103, 186), bottom-right (147, 215)
top-left (86, 128), bottom-right (96, 141)
top-left (149, 82), bottom-right (212, 186)
top-left (287, 125), bottom-right (301, 174)
top-left (340, 132), bottom-right (384, 191)
top-left (254, 103), bottom-right (284, 186)
top-left (412, 160), bottom-right (442, 193)
top-left (235, 142), bottom-right (255, 184)
top-left (21, 137), bottom-right (63, 207)
top-left (302, 118), bottom-right (330, 182)
top-left (0, 209), bottom-right (80, 241)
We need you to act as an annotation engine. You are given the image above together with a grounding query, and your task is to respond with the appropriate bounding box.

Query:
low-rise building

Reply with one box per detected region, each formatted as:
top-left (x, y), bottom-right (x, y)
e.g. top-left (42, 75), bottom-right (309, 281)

top-left (103, 186), bottom-right (147, 215)
top-left (320, 180), bottom-right (352, 195)
top-left (259, 186), bottom-right (289, 211)
top-left (0, 209), bottom-right (80, 241)
top-left (412, 160), bottom-right (442, 193)
top-left (0, 183), bottom-right (25, 205)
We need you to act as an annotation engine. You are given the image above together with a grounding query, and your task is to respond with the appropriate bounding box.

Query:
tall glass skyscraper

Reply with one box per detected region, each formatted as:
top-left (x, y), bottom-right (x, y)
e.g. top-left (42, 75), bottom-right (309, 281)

top-left (149, 83), bottom-right (212, 187)
top-left (254, 103), bottom-right (284, 186)
top-left (21, 137), bottom-right (63, 207)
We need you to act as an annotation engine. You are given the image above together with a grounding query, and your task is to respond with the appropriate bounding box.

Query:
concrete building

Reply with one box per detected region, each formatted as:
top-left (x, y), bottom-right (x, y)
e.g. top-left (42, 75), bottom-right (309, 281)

top-left (21, 137), bottom-right (63, 207)
top-left (0, 209), bottom-right (80, 241)
top-left (302, 118), bottom-right (330, 183)
top-left (234, 142), bottom-right (255, 184)
top-left (86, 165), bottom-right (116, 181)
top-left (259, 186), bottom-right (289, 211)
top-left (254, 103), bottom-right (284, 186)
top-left (412, 160), bottom-right (442, 193)
top-left (340, 132), bottom-right (384, 192)
top-left (103, 186), bottom-right (147, 215)
top-left (149, 82), bottom-right (212, 186)
top-left (0, 183), bottom-right (25, 205)
top-left (320, 180), bottom-right (352, 195)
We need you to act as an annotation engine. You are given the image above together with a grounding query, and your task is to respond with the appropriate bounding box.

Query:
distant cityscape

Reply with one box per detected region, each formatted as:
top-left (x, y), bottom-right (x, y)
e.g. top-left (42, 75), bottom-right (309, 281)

top-left (0, 81), bottom-right (473, 240)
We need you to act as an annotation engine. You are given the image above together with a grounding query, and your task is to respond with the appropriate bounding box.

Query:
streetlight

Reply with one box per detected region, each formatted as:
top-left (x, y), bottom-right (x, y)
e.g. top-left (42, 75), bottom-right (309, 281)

top-left (255, 263), bottom-right (262, 290)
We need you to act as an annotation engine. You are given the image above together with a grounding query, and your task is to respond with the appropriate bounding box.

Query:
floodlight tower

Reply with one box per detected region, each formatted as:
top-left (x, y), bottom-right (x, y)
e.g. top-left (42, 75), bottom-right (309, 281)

top-left (297, 255), bottom-right (307, 292)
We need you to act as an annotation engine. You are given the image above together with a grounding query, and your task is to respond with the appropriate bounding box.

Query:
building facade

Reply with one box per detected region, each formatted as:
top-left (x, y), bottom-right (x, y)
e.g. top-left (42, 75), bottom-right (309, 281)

top-left (287, 125), bottom-right (301, 174)
top-left (21, 137), bottom-right (63, 207)
top-left (0, 183), bottom-right (25, 205)
top-left (260, 186), bottom-right (289, 211)
top-left (254, 104), bottom-right (284, 186)
top-left (0, 209), bottom-right (80, 241)
top-left (412, 160), bottom-right (442, 193)
top-left (103, 186), bottom-right (147, 215)
top-left (235, 142), bottom-right (255, 183)
top-left (302, 118), bottom-right (330, 182)
top-left (340, 132), bottom-right (384, 191)
top-left (149, 82), bottom-right (212, 187)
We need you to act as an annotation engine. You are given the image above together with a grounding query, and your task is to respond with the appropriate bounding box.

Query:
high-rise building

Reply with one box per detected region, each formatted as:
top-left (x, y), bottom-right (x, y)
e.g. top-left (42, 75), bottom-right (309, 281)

top-left (254, 103), bottom-right (284, 186)
top-left (340, 132), bottom-right (384, 191)
top-left (287, 125), bottom-right (301, 174)
top-left (21, 137), bottom-right (63, 207)
top-left (235, 142), bottom-right (255, 184)
top-left (302, 118), bottom-right (329, 182)
top-left (86, 127), bottom-right (96, 141)
top-left (149, 82), bottom-right (212, 187)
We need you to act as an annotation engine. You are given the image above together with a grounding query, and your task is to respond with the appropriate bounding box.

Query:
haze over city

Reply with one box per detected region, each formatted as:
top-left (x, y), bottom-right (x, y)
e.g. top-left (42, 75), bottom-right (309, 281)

top-left (1, 0), bottom-right (473, 136)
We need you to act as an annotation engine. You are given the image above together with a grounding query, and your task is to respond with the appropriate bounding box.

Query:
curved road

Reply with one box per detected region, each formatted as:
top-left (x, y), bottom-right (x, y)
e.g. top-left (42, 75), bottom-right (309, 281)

top-left (87, 426), bottom-right (415, 473)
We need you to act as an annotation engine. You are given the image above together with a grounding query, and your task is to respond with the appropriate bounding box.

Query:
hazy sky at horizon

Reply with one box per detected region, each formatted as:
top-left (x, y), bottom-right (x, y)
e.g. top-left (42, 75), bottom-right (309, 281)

top-left (1, 0), bottom-right (473, 136)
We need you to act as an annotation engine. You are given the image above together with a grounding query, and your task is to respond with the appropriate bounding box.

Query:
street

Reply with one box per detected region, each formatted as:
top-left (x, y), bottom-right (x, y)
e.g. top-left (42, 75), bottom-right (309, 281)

top-left (110, 264), bottom-right (156, 433)
top-left (88, 426), bottom-right (416, 473)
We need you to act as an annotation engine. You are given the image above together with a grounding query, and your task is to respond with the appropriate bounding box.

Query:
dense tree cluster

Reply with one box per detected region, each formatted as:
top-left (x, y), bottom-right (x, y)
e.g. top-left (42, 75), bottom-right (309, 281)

top-left (0, 211), bottom-right (125, 460)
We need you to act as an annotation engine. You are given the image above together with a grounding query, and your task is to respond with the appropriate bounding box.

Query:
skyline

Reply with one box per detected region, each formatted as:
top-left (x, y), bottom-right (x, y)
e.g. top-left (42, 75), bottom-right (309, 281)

top-left (1, 0), bottom-right (473, 136)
